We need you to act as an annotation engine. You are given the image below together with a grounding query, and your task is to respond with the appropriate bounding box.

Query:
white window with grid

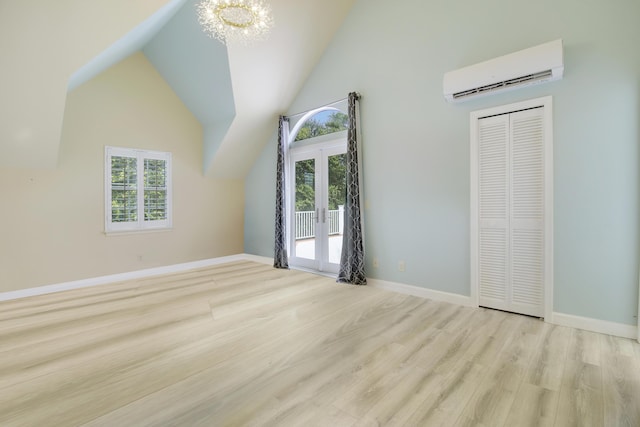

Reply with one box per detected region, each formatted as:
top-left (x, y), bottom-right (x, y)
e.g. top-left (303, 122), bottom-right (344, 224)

top-left (105, 146), bottom-right (172, 233)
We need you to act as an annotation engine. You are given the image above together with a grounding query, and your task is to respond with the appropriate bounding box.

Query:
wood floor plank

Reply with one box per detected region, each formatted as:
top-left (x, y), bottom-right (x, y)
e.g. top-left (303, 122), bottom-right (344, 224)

top-left (524, 323), bottom-right (571, 391)
top-left (294, 403), bottom-right (357, 427)
top-left (462, 309), bottom-right (523, 368)
top-left (601, 353), bottom-right (640, 426)
top-left (401, 357), bottom-right (487, 426)
top-left (458, 315), bottom-right (539, 426)
top-left (600, 333), bottom-right (637, 358)
top-left (566, 328), bottom-right (602, 366)
top-left (554, 360), bottom-right (603, 427)
top-left (0, 301), bottom-right (213, 391)
top-left (503, 383), bottom-right (558, 427)
top-left (353, 365), bottom-right (444, 427)
top-left (249, 301), bottom-right (441, 426)
top-left (0, 261), bottom-right (637, 426)
top-left (332, 302), bottom-right (449, 420)
top-left (188, 294), bottom-right (429, 426)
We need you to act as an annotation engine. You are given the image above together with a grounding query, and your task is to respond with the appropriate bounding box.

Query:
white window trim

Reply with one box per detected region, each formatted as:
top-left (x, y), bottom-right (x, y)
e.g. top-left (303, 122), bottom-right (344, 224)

top-left (104, 146), bottom-right (173, 234)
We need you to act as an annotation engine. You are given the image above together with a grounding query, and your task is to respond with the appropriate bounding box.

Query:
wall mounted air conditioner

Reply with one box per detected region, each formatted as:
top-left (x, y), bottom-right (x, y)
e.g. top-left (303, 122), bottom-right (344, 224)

top-left (443, 39), bottom-right (564, 102)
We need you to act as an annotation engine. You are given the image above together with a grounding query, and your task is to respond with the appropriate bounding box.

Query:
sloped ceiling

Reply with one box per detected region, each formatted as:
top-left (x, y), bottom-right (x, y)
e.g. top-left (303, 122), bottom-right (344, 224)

top-left (0, 0), bottom-right (181, 169)
top-left (208, 0), bottom-right (357, 179)
top-left (0, 0), bottom-right (357, 179)
top-left (144, 0), bottom-right (359, 178)
top-left (68, 0), bottom-right (188, 91)
top-left (142, 0), bottom-right (235, 174)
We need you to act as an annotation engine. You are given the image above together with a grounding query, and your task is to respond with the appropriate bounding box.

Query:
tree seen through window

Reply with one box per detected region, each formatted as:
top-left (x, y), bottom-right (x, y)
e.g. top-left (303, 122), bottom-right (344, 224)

top-left (294, 110), bottom-right (348, 213)
top-left (294, 111), bottom-right (348, 142)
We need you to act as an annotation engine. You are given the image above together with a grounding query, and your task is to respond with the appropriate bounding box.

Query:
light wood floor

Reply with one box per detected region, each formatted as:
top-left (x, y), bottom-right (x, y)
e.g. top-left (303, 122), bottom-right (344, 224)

top-left (1, 261), bottom-right (639, 426)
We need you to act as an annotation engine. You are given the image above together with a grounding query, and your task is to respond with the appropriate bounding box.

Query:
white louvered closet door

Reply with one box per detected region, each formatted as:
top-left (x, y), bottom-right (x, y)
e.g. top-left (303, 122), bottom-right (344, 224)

top-left (478, 107), bottom-right (545, 317)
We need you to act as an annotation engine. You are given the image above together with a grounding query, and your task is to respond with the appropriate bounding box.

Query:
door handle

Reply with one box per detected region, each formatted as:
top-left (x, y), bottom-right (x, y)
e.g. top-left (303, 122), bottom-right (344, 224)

top-left (322, 208), bottom-right (326, 223)
top-left (316, 208), bottom-right (319, 223)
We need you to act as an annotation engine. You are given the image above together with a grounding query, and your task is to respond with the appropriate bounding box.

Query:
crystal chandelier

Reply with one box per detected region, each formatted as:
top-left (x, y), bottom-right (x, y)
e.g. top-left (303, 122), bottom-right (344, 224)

top-left (197, 0), bottom-right (274, 45)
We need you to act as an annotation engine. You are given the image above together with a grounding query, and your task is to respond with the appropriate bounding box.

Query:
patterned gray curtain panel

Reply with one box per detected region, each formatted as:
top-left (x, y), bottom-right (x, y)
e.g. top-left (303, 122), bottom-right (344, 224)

top-left (273, 116), bottom-right (289, 269)
top-left (337, 92), bottom-right (366, 285)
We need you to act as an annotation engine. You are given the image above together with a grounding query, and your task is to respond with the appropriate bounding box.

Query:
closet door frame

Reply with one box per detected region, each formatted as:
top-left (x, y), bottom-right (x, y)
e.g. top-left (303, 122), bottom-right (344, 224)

top-left (470, 96), bottom-right (554, 320)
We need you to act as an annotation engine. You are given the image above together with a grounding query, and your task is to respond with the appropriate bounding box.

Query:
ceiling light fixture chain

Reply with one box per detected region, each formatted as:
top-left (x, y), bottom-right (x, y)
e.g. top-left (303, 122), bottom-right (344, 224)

top-left (197, 0), bottom-right (274, 45)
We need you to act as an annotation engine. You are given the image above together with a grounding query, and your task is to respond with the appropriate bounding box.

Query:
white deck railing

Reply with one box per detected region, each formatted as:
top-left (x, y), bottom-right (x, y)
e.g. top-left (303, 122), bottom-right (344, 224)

top-left (327, 210), bottom-right (340, 235)
top-left (295, 206), bottom-right (343, 240)
top-left (295, 211), bottom-right (316, 240)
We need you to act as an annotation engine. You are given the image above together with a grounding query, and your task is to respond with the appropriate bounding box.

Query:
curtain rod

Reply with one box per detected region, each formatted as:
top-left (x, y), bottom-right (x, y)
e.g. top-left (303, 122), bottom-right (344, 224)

top-left (285, 93), bottom-right (361, 120)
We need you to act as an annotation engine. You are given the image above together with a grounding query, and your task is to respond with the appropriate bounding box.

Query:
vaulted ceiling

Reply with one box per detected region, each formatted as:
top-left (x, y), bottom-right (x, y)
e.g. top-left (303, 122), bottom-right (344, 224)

top-left (0, 0), bottom-right (356, 178)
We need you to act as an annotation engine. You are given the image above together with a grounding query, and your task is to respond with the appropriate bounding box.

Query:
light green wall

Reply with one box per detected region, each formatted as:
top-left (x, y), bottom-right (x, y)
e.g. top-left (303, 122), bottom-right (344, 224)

top-left (245, 128), bottom-right (278, 257)
top-left (245, 0), bottom-right (640, 325)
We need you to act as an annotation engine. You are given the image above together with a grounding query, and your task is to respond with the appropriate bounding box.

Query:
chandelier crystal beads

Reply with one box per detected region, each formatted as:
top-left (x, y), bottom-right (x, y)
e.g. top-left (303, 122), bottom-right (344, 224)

top-left (197, 0), bottom-right (274, 45)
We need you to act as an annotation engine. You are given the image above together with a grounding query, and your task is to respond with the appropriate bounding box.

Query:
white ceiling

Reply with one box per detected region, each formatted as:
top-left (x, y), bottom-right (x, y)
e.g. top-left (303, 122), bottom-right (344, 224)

top-left (0, 0), bottom-right (356, 178)
top-left (208, 0), bottom-right (357, 178)
top-left (68, 0), bottom-right (188, 91)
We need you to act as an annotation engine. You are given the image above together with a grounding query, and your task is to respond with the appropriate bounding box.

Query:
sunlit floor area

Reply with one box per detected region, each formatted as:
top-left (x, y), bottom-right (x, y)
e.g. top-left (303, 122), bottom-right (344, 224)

top-left (1, 260), bottom-right (639, 426)
top-left (294, 235), bottom-right (343, 263)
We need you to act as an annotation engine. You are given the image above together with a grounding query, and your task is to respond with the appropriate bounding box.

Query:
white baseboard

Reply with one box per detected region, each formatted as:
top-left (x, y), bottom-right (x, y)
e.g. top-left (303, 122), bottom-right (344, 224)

top-left (367, 278), bottom-right (474, 307)
top-left (549, 312), bottom-right (638, 340)
top-left (241, 254), bottom-right (273, 265)
top-left (0, 253), bottom-right (261, 303)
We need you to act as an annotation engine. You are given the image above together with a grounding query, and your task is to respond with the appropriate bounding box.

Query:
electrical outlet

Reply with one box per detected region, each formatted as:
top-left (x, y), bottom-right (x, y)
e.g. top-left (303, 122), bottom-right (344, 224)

top-left (373, 257), bottom-right (379, 268)
top-left (398, 261), bottom-right (405, 272)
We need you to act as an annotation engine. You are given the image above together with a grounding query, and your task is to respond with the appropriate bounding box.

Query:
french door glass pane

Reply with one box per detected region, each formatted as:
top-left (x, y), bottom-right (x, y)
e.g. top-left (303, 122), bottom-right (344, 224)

top-left (328, 153), bottom-right (346, 265)
top-left (295, 158), bottom-right (316, 260)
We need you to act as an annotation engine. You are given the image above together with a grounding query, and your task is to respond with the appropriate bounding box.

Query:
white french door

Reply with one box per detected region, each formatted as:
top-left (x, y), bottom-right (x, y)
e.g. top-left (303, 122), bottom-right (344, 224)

top-left (471, 99), bottom-right (553, 319)
top-left (289, 143), bottom-right (346, 274)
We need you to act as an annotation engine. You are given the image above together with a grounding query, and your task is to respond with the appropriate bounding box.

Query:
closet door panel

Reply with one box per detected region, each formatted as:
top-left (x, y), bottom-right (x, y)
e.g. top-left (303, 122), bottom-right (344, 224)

top-left (479, 228), bottom-right (508, 304)
top-left (511, 228), bottom-right (544, 315)
top-left (478, 115), bottom-right (510, 308)
top-left (510, 108), bottom-right (545, 316)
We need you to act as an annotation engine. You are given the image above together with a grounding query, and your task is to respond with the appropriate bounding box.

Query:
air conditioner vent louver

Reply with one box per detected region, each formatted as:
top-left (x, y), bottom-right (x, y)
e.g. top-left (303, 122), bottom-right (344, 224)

top-left (443, 40), bottom-right (564, 103)
top-left (453, 70), bottom-right (553, 100)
